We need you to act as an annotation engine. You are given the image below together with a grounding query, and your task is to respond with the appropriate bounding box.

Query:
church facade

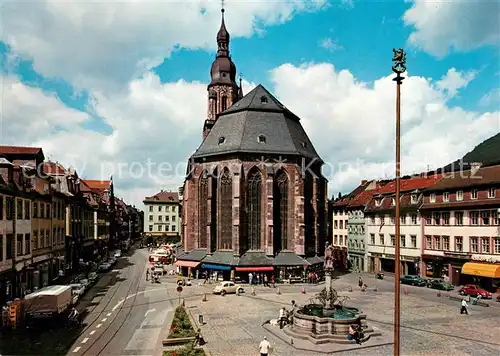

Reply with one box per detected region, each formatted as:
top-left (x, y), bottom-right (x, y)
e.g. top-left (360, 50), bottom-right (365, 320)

top-left (177, 9), bottom-right (328, 277)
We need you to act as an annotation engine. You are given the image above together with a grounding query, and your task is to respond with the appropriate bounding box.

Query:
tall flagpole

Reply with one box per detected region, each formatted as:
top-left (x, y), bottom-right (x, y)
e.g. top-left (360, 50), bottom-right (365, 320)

top-left (391, 48), bottom-right (406, 356)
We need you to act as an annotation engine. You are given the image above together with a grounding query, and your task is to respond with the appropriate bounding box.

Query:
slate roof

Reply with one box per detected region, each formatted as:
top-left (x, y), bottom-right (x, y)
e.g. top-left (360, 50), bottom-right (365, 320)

top-left (425, 165), bottom-right (500, 191)
top-left (272, 251), bottom-right (307, 266)
top-left (238, 251), bottom-right (274, 266)
top-left (305, 255), bottom-right (324, 265)
top-left (191, 85), bottom-right (321, 161)
top-left (176, 249), bottom-right (208, 262)
top-left (202, 251), bottom-right (239, 266)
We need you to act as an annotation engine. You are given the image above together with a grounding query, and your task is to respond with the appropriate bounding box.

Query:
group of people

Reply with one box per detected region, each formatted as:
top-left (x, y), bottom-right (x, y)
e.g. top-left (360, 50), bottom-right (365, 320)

top-left (248, 272), bottom-right (274, 287)
top-left (348, 323), bottom-right (363, 344)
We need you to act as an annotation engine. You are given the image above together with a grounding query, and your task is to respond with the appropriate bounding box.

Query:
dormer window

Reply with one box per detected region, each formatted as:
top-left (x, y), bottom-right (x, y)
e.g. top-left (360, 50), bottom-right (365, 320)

top-left (218, 136), bottom-right (226, 145)
top-left (471, 189), bottom-right (478, 199)
top-left (457, 190), bottom-right (463, 201)
top-left (443, 192), bottom-right (449, 202)
top-left (391, 198), bottom-right (396, 206)
top-left (488, 188), bottom-right (495, 198)
top-left (260, 95), bottom-right (268, 104)
top-left (375, 198), bottom-right (382, 206)
top-left (411, 194), bottom-right (418, 204)
top-left (258, 134), bottom-right (266, 143)
top-left (301, 142), bottom-right (307, 148)
top-left (430, 193), bottom-right (436, 203)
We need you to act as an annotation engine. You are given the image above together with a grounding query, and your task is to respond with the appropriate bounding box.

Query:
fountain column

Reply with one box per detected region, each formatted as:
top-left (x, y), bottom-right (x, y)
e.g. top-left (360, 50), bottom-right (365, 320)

top-left (322, 243), bottom-right (335, 317)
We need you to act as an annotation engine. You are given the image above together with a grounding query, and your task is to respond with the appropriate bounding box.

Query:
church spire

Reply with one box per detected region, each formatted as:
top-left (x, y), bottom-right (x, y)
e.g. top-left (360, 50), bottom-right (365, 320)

top-left (216, 6), bottom-right (230, 57)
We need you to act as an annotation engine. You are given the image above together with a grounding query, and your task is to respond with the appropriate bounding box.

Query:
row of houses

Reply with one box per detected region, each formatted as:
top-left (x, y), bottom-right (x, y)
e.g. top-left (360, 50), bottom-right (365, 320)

top-left (0, 146), bottom-right (142, 305)
top-left (330, 164), bottom-right (500, 287)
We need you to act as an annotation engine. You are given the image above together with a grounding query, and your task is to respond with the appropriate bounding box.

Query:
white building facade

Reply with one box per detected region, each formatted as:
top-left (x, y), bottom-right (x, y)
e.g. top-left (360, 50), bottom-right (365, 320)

top-left (143, 190), bottom-right (180, 239)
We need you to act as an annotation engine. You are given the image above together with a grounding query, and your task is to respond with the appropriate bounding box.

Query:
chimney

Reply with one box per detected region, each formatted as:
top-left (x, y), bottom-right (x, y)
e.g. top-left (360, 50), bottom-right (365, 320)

top-left (361, 180), bottom-right (367, 185)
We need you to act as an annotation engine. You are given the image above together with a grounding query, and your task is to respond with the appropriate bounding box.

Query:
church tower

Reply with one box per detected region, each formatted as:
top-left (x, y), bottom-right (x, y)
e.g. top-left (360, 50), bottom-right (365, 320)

top-left (203, 7), bottom-right (243, 140)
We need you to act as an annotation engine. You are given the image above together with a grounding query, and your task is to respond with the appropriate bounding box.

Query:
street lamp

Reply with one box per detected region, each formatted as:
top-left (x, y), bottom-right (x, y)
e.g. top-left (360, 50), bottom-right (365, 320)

top-left (392, 48), bottom-right (406, 356)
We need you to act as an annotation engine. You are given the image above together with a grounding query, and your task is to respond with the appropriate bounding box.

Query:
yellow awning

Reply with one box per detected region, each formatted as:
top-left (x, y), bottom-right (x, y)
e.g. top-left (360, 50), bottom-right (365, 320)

top-left (461, 262), bottom-right (500, 278)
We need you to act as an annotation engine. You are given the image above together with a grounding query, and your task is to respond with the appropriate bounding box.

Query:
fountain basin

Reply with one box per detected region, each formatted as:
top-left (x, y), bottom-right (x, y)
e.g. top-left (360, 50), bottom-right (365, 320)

top-left (284, 304), bottom-right (380, 344)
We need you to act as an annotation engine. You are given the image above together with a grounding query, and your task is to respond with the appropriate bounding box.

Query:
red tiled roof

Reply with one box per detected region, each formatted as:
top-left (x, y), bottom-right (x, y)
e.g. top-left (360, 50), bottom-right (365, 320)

top-left (143, 190), bottom-right (179, 203)
top-left (83, 179), bottom-right (111, 191)
top-left (0, 146), bottom-right (42, 155)
top-left (43, 162), bottom-right (66, 175)
top-left (348, 190), bottom-right (376, 208)
top-left (376, 175), bottom-right (443, 194)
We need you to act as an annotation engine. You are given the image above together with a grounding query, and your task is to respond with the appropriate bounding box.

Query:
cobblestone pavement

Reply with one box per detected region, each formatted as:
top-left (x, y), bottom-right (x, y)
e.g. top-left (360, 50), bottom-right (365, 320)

top-left (181, 277), bottom-right (500, 356)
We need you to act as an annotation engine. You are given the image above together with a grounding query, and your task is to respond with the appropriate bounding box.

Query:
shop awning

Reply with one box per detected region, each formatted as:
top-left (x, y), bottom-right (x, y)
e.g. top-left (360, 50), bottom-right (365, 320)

top-left (202, 263), bottom-right (231, 271)
top-left (175, 260), bottom-right (200, 268)
top-left (235, 266), bottom-right (274, 272)
top-left (461, 262), bottom-right (500, 278)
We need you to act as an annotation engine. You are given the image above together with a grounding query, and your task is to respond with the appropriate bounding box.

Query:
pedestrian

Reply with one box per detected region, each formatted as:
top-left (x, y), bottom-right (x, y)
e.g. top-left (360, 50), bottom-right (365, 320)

top-left (146, 268), bottom-right (150, 281)
top-left (358, 276), bottom-right (363, 289)
top-left (460, 298), bottom-right (469, 315)
top-left (258, 336), bottom-right (271, 356)
top-left (264, 274), bottom-right (268, 287)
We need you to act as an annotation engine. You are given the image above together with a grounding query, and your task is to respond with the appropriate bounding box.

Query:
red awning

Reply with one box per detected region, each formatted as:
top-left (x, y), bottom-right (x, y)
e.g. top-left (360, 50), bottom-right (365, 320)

top-left (235, 266), bottom-right (274, 272)
top-left (175, 260), bottom-right (200, 268)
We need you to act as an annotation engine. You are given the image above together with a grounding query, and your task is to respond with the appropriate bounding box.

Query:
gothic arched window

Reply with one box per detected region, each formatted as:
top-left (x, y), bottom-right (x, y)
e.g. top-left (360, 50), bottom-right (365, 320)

top-left (247, 168), bottom-right (262, 250)
top-left (273, 170), bottom-right (288, 253)
top-left (219, 168), bottom-right (232, 249)
top-left (221, 95), bottom-right (228, 111)
top-left (198, 172), bottom-right (208, 249)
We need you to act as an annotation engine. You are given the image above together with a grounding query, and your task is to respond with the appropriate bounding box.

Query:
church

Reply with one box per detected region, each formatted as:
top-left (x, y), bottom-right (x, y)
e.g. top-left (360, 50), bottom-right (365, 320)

top-left (177, 8), bottom-right (328, 280)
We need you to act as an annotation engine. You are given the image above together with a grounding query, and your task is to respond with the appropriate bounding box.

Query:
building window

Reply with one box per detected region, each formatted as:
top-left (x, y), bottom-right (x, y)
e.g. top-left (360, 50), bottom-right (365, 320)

top-left (198, 173), bottom-right (208, 249)
top-left (410, 235), bottom-right (417, 248)
top-left (430, 193), bottom-right (436, 203)
top-left (400, 215), bottom-right (406, 225)
top-left (457, 190), bottom-right (463, 201)
top-left (470, 237), bottom-right (478, 253)
top-left (379, 234), bottom-right (385, 245)
top-left (24, 200), bottom-right (30, 220)
top-left (274, 170), bottom-right (289, 252)
top-left (149, 225), bottom-right (153, 231)
top-left (16, 234), bottom-right (23, 256)
top-left (158, 206), bottom-right (162, 212)
top-left (25, 233), bottom-right (31, 255)
top-left (219, 168), bottom-right (233, 250)
top-left (166, 215), bottom-right (170, 221)
top-left (172, 225), bottom-right (176, 232)
top-left (390, 234), bottom-right (395, 246)
top-left (425, 215), bottom-right (432, 225)
top-left (425, 235), bottom-right (432, 249)
top-left (375, 198), bottom-right (381, 206)
top-left (390, 215), bottom-right (395, 224)
top-left (258, 135), bottom-right (266, 143)
top-left (401, 235), bottom-right (406, 247)
top-left (433, 213), bottom-right (441, 225)
top-left (391, 198), bottom-right (395, 206)
top-left (41, 203), bottom-right (45, 219)
top-left (442, 212), bottom-right (450, 225)
top-left (158, 215), bottom-right (162, 221)
top-left (246, 168), bottom-right (262, 251)
top-left (172, 206), bottom-right (176, 212)
top-left (16, 199), bottom-right (23, 220)
top-left (494, 211), bottom-right (499, 225)
top-left (149, 206), bottom-right (153, 212)
top-left (334, 235), bottom-right (338, 245)
top-left (158, 225), bottom-right (162, 232)
top-left (471, 189), bottom-right (478, 199)
top-left (370, 216), bottom-right (375, 224)
top-left (411, 214), bottom-right (417, 224)
top-left (221, 96), bottom-right (228, 111)
top-left (0, 196), bottom-right (3, 220)
top-left (481, 237), bottom-right (490, 253)
top-left (435, 236), bottom-right (441, 250)
top-left (481, 211), bottom-right (490, 225)
top-left (339, 220), bottom-right (343, 229)
top-left (6, 234), bottom-right (13, 259)
top-left (334, 220), bottom-right (338, 229)
top-left (166, 206), bottom-right (170, 212)
top-left (6, 198), bottom-right (13, 220)
top-left (455, 212), bottom-right (463, 225)
top-left (370, 233), bottom-right (375, 245)
top-left (46, 204), bottom-right (51, 219)
top-left (443, 192), bottom-right (449, 202)
top-left (443, 236), bottom-right (449, 251)
top-left (494, 238), bottom-right (500, 254)
top-left (165, 225), bottom-right (169, 232)
top-left (470, 211), bottom-right (479, 225)
top-left (411, 194), bottom-right (417, 204)
top-left (488, 188), bottom-right (495, 198)
top-left (33, 230), bottom-right (38, 250)
top-left (149, 215), bottom-right (153, 221)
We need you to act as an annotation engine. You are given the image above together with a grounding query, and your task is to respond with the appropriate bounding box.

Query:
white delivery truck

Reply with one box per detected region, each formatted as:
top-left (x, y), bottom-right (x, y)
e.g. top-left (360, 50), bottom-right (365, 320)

top-left (24, 285), bottom-right (72, 319)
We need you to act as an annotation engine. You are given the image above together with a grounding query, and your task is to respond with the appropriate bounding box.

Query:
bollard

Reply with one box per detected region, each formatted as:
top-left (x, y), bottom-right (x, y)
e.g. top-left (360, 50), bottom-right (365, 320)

top-left (348, 286), bottom-right (353, 292)
top-left (251, 288), bottom-right (256, 296)
top-left (301, 287), bottom-right (306, 294)
top-left (182, 299), bottom-right (185, 307)
top-left (277, 287), bottom-right (281, 295)
top-left (202, 293), bottom-right (207, 302)
top-left (290, 338), bottom-right (294, 345)
top-left (404, 287), bottom-right (408, 295)
top-left (199, 314), bottom-right (204, 324)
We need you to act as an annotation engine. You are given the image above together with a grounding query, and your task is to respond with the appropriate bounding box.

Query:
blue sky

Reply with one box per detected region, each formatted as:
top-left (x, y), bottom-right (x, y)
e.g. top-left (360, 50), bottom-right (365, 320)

top-left (0, 0), bottom-right (498, 205)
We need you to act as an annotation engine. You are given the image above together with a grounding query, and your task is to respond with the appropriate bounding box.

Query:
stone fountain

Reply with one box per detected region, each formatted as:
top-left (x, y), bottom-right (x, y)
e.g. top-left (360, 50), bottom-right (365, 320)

top-left (281, 243), bottom-right (382, 345)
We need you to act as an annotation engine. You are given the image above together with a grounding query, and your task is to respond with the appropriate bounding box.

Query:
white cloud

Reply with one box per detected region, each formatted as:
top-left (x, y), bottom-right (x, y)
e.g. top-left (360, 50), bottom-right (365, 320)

top-left (436, 67), bottom-right (477, 98)
top-left (404, 0), bottom-right (500, 57)
top-left (319, 38), bottom-right (343, 52)
top-left (3, 62), bottom-right (499, 205)
top-left (0, 0), bottom-right (326, 92)
top-left (480, 88), bottom-right (500, 107)
top-left (269, 63), bottom-right (500, 195)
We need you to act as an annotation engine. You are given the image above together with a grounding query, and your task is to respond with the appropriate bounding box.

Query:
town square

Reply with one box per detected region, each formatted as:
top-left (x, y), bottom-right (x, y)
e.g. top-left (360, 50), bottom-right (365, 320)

top-left (0, 1), bottom-right (499, 355)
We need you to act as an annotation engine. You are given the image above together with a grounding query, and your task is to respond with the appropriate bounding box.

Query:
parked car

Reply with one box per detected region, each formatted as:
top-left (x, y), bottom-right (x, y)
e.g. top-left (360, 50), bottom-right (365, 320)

top-left (427, 279), bottom-right (454, 291)
top-left (400, 275), bottom-right (427, 286)
top-left (79, 279), bottom-right (90, 290)
top-left (69, 283), bottom-right (85, 297)
top-left (88, 272), bottom-right (98, 283)
top-left (114, 250), bottom-right (122, 258)
top-left (213, 281), bottom-right (244, 296)
top-left (458, 284), bottom-right (491, 299)
top-left (108, 258), bottom-right (117, 265)
top-left (98, 262), bottom-right (112, 272)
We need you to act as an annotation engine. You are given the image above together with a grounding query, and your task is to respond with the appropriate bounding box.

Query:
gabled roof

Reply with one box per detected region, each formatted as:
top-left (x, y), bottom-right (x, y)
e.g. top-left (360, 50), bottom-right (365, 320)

top-left (43, 161), bottom-right (66, 175)
top-left (425, 165), bottom-right (500, 191)
top-left (143, 190), bottom-right (179, 203)
top-left (376, 175), bottom-right (443, 194)
top-left (83, 179), bottom-right (111, 191)
top-left (191, 85), bottom-right (321, 161)
top-left (0, 146), bottom-right (42, 155)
